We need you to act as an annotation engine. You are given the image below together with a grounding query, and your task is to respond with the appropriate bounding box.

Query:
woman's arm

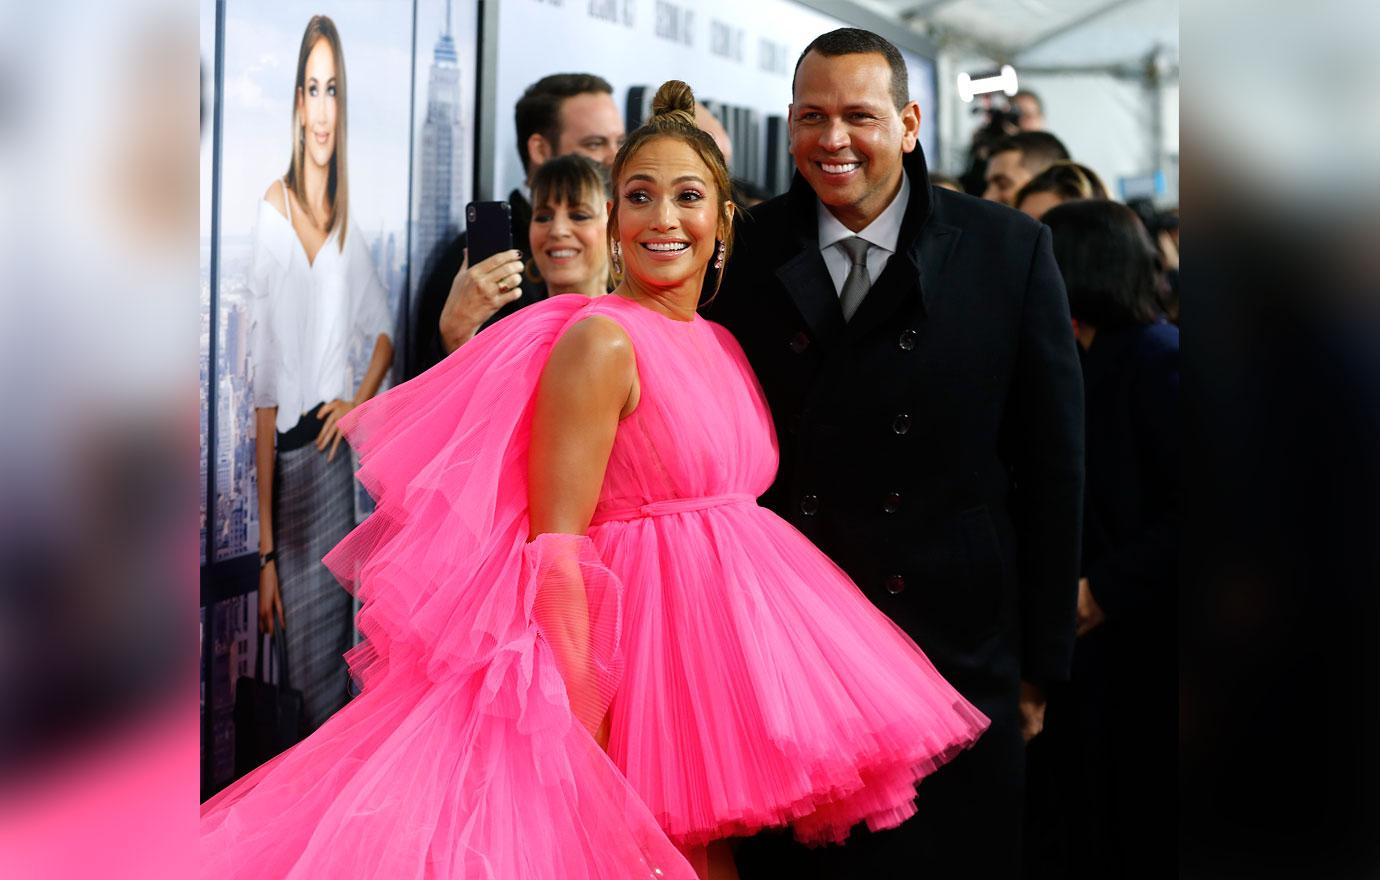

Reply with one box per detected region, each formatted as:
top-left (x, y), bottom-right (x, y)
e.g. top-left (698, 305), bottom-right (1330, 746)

top-left (527, 316), bottom-right (637, 747)
top-left (255, 406), bottom-right (284, 634)
top-left (354, 333), bottom-right (395, 405)
top-left (528, 317), bottom-right (637, 537)
top-left (316, 333), bottom-right (394, 461)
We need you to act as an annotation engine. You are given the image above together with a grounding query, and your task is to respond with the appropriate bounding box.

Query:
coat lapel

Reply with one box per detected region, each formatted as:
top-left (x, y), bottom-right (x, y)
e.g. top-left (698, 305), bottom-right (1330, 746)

top-left (775, 249), bottom-right (845, 344)
top-left (775, 175), bottom-right (845, 345)
top-left (913, 219), bottom-right (962, 314)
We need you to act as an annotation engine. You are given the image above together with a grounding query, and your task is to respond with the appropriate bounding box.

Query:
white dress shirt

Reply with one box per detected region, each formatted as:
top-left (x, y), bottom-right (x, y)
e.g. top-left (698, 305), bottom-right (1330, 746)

top-left (817, 171), bottom-right (911, 299)
top-left (248, 185), bottom-right (393, 433)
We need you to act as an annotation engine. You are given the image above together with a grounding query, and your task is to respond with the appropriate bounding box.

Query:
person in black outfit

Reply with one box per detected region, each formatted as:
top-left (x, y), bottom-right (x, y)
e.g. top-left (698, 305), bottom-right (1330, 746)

top-left (408, 72), bottom-right (623, 376)
top-left (1023, 199), bottom-right (1179, 879)
top-left (713, 28), bottom-right (1084, 878)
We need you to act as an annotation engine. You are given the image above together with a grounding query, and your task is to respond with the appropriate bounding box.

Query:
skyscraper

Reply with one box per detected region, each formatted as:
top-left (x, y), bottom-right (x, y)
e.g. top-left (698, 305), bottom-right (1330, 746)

top-left (414, 0), bottom-right (464, 284)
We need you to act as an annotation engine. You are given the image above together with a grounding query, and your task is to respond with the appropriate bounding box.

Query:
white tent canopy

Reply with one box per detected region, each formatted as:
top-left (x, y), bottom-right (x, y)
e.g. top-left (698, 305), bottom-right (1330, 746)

top-left (858, 0), bottom-right (1179, 203)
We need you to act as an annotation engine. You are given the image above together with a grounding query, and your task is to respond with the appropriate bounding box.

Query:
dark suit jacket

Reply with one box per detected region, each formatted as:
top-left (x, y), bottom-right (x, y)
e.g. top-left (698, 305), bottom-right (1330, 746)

top-left (407, 189), bottom-right (546, 378)
top-left (705, 147), bottom-right (1084, 711)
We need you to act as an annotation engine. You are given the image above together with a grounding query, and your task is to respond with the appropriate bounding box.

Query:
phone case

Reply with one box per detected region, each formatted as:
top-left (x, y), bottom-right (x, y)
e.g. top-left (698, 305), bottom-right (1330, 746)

top-left (466, 201), bottom-right (515, 266)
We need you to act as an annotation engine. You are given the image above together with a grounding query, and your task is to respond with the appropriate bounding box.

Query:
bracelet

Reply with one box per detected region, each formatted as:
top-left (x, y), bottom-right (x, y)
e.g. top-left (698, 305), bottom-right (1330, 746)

top-left (259, 550), bottom-right (277, 570)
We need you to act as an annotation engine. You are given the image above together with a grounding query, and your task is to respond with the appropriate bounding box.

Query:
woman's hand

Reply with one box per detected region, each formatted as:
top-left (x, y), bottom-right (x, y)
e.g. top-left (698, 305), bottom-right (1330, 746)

top-left (258, 562), bottom-right (286, 635)
top-left (1075, 576), bottom-right (1106, 636)
top-left (1018, 680), bottom-right (1047, 742)
top-left (439, 248), bottom-right (526, 354)
top-left (315, 399), bottom-right (356, 462)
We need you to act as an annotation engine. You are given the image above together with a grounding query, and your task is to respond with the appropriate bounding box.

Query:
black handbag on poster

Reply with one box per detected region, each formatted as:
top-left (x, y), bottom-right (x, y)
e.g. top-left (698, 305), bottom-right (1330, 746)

top-left (233, 633), bottom-right (304, 777)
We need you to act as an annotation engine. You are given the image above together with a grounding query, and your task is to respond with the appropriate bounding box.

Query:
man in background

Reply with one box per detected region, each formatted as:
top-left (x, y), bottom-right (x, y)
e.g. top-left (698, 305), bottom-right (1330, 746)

top-left (983, 130), bottom-right (1070, 206)
top-left (409, 72), bottom-right (623, 376)
top-left (1012, 88), bottom-right (1046, 131)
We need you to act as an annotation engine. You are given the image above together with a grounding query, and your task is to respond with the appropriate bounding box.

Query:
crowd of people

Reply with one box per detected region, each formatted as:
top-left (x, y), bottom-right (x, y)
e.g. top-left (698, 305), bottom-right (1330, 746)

top-left (207, 17), bottom-right (1178, 879)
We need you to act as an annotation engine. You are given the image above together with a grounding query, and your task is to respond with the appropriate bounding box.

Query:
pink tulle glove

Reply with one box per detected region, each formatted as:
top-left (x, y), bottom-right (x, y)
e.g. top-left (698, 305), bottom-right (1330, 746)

top-left (524, 533), bottom-right (625, 739)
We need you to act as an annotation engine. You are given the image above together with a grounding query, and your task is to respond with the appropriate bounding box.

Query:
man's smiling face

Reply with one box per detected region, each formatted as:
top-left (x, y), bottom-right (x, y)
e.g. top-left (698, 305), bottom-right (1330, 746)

top-left (789, 50), bottom-right (920, 231)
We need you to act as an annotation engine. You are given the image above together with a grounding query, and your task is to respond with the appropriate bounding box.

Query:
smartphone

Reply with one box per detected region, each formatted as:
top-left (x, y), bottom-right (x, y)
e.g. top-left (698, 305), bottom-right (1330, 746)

top-left (466, 201), bottom-right (514, 265)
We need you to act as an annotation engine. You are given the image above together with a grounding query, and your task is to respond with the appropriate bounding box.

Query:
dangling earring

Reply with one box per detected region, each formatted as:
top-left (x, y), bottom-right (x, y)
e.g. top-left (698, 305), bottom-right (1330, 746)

top-left (611, 241), bottom-right (623, 275)
top-left (714, 239), bottom-right (726, 271)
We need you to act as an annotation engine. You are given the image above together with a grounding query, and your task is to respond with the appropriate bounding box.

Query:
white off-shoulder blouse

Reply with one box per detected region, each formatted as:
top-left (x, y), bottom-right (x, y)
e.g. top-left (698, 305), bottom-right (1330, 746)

top-left (248, 183), bottom-right (393, 434)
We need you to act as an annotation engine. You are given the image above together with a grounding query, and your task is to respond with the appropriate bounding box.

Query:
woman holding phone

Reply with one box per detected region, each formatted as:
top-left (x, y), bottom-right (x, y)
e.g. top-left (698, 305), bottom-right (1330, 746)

top-left (248, 14), bottom-right (393, 732)
top-left (438, 154), bottom-right (611, 351)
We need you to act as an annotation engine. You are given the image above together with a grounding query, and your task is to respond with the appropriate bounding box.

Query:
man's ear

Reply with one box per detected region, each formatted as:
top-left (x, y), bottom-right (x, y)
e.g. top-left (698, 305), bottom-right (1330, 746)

top-left (526, 133), bottom-right (553, 173)
top-left (786, 102), bottom-right (795, 137)
top-left (900, 100), bottom-right (922, 153)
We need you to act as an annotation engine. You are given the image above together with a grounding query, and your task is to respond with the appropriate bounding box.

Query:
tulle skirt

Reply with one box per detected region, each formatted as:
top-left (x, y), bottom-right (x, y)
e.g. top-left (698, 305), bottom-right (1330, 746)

top-left (593, 497), bottom-right (989, 847)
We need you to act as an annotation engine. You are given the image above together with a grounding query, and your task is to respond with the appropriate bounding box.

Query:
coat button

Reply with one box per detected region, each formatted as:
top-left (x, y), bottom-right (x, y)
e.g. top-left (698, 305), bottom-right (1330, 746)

top-left (882, 492), bottom-right (902, 514)
top-left (892, 413), bottom-right (912, 435)
top-left (885, 575), bottom-right (906, 594)
top-left (788, 331), bottom-right (811, 354)
top-left (898, 329), bottom-right (918, 351)
top-left (800, 494), bottom-right (819, 516)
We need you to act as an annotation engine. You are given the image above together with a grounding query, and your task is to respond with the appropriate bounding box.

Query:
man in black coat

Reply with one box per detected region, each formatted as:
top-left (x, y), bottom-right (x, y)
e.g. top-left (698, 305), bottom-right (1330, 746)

top-left (408, 72), bottom-right (623, 377)
top-left (712, 29), bottom-right (1084, 877)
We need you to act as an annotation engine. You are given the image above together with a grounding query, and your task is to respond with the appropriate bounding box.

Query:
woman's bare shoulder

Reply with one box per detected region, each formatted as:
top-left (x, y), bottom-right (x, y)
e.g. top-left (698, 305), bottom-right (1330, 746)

top-left (549, 314), bottom-right (635, 377)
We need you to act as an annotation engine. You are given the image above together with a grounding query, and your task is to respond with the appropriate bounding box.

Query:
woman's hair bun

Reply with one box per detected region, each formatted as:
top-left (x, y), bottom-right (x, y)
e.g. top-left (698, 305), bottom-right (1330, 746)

top-left (650, 80), bottom-right (697, 126)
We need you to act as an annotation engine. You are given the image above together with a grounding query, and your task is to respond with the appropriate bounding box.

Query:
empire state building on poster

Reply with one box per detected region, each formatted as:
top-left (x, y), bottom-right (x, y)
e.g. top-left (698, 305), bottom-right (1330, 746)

top-left (414, 1), bottom-right (465, 284)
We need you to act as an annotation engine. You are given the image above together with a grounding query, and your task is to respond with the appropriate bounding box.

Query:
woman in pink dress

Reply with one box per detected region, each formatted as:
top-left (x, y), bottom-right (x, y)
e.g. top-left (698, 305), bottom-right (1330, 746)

top-left (201, 80), bottom-right (987, 880)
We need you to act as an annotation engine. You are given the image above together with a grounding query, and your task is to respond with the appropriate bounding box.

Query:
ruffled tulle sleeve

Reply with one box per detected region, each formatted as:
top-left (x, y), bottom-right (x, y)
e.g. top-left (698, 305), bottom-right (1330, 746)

top-left (321, 295), bottom-right (617, 706)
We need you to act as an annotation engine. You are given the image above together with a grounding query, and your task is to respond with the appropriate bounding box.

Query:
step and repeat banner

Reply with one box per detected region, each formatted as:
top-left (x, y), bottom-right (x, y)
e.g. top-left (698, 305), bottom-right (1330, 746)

top-left (490, 0), bottom-right (937, 200)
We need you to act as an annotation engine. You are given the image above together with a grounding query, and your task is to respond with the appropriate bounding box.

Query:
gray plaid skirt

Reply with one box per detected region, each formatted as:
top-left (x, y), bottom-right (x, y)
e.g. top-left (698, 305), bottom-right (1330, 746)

top-left (273, 426), bottom-right (355, 733)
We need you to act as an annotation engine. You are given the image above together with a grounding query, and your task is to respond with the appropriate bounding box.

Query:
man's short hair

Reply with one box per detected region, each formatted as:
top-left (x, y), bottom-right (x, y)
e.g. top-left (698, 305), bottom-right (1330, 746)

top-left (793, 28), bottom-right (909, 110)
top-left (988, 131), bottom-right (1070, 170)
top-left (514, 73), bottom-right (614, 174)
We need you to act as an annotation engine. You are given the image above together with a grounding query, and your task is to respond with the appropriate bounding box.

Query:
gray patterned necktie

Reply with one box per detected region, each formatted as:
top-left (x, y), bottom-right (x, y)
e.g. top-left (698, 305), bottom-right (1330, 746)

top-left (837, 236), bottom-right (871, 321)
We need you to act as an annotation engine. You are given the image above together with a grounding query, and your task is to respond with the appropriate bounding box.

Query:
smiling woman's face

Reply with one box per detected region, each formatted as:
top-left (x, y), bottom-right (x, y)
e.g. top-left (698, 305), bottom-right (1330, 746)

top-left (529, 185), bottom-right (608, 297)
top-left (297, 38), bottom-right (338, 169)
top-left (614, 136), bottom-right (721, 291)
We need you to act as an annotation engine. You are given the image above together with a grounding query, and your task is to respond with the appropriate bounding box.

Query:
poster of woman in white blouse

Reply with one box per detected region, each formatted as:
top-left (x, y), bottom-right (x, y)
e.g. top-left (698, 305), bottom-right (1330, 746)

top-left (248, 14), bottom-right (394, 733)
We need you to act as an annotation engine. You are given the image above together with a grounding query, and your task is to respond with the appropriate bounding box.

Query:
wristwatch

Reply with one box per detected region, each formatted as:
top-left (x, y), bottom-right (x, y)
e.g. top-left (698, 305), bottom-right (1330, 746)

top-left (259, 550), bottom-right (277, 570)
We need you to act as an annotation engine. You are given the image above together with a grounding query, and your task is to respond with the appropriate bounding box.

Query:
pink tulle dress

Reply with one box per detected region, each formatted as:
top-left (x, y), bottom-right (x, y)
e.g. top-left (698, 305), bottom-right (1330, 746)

top-left (200, 293), bottom-right (989, 878)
